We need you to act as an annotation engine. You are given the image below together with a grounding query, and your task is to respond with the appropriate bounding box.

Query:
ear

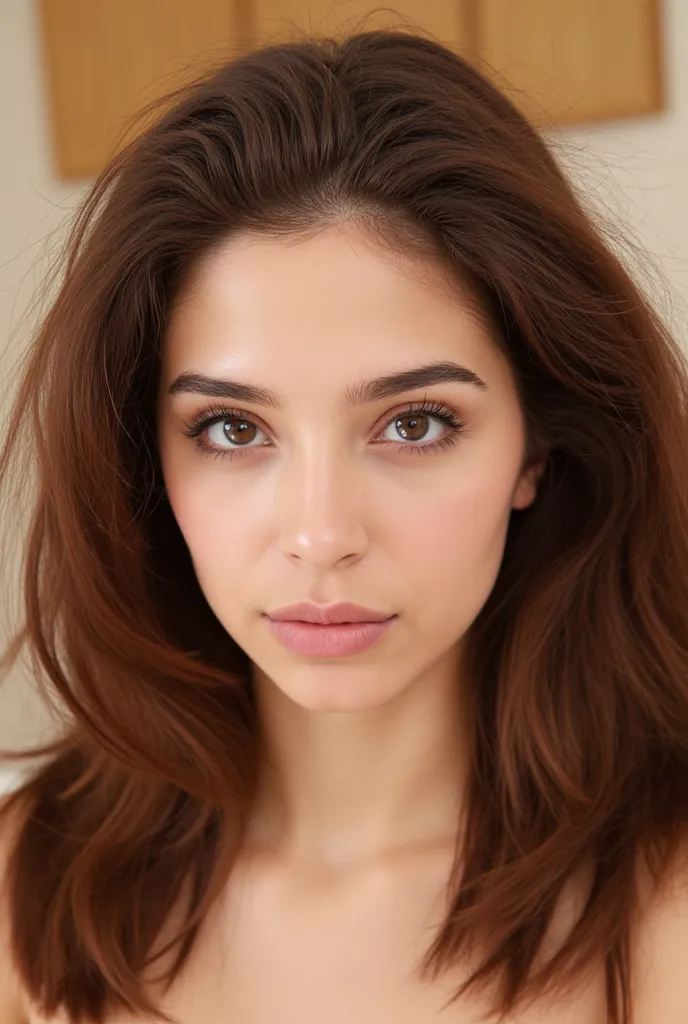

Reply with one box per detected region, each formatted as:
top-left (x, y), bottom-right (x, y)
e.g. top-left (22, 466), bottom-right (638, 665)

top-left (511, 453), bottom-right (548, 511)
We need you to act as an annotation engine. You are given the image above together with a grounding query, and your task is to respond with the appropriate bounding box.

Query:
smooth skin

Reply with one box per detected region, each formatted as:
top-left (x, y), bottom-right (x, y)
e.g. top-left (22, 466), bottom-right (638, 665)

top-left (3, 221), bottom-right (688, 1021)
top-left (157, 220), bottom-right (544, 872)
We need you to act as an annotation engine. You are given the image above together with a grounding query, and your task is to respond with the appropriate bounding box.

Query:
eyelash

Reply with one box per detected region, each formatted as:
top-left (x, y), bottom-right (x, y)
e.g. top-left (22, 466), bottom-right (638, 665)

top-left (181, 398), bottom-right (466, 461)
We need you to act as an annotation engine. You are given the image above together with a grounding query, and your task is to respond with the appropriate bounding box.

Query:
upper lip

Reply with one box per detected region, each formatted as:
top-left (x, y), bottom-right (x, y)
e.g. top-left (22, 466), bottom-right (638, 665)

top-left (266, 602), bottom-right (395, 624)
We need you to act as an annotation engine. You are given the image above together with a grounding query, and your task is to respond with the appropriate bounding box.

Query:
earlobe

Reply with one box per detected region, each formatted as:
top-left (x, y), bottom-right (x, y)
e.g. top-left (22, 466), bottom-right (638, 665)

top-left (511, 482), bottom-right (536, 511)
top-left (512, 456), bottom-right (548, 510)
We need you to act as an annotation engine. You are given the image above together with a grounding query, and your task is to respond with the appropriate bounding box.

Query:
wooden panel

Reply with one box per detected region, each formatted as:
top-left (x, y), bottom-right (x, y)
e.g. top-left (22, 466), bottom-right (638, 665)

top-left (475, 0), bottom-right (664, 127)
top-left (247, 0), bottom-right (474, 57)
top-left (38, 0), bottom-right (246, 180)
top-left (38, 0), bottom-right (666, 181)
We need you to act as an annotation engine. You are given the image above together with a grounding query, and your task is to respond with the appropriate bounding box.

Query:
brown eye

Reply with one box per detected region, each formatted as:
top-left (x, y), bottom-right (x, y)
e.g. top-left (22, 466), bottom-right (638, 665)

top-left (183, 399), bottom-right (465, 460)
top-left (393, 413), bottom-right (432, 442)
top-left (213, 416), bottom-right (260, 446)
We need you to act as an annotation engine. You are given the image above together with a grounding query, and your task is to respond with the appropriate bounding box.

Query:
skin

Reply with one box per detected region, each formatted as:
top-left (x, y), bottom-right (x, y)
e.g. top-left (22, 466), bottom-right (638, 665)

top-left (156, 220), bottom-right (547, 877)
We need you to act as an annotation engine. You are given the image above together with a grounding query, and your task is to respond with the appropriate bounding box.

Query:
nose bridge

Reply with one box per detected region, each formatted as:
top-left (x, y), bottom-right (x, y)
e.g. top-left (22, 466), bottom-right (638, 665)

top-left (275, 435), bottom-right (368, 565)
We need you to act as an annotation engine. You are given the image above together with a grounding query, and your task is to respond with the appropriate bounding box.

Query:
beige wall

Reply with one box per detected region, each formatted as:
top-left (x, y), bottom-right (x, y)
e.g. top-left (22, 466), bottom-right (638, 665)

top-left (1, 0), bottom-right (90, 777)
top-left (1, 0), bottom-right (687, 765)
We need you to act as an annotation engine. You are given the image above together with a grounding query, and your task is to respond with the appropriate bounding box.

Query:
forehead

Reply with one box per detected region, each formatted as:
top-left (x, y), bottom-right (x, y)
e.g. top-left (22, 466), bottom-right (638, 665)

top-left (161, 224), bottom-right (512, 396)
top-left (171, 223), bottom-right (487, 329)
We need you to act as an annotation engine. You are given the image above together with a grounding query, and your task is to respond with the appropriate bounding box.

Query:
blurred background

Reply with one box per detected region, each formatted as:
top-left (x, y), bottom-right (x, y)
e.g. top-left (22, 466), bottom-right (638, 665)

top-left (1, 0), bottom-right (687, 788)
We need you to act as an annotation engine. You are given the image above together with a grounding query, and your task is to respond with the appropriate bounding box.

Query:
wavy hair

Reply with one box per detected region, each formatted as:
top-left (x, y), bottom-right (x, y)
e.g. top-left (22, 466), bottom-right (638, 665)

top-left (2, 25), bottom-right (688, 1024)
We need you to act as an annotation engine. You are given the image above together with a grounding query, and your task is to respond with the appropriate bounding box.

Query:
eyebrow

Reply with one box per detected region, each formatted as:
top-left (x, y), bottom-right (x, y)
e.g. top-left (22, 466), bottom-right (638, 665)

top-left (167, 360), bottom-right (488, 408)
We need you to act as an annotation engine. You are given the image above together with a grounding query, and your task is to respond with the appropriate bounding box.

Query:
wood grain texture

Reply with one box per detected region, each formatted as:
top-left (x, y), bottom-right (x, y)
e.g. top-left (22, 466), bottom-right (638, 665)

top-left (38, 0), bottom-right (247, 179)
top-left (474, 0), bottom-right (665, 127)
top-left (37, 0), bottom-right (666, 181)
top-left (245, 0), bottom-right (473, 54)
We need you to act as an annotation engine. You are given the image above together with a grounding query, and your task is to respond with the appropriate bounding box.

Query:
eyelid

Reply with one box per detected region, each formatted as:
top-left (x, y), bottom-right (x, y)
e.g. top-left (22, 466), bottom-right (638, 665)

top-left (184, 396), bottom-right (463, 435)
top-left (182, 396), bottom-right (468, 463)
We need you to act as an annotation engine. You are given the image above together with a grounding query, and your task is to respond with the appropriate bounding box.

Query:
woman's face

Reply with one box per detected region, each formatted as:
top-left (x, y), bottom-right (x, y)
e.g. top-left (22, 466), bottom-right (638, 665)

top-left (157, 222), bottom-right (544, 712)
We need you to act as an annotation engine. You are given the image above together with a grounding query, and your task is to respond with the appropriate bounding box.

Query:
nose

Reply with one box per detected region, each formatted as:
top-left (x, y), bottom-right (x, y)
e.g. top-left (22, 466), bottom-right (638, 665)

top-left (274, 448), bottom-right (369, 569)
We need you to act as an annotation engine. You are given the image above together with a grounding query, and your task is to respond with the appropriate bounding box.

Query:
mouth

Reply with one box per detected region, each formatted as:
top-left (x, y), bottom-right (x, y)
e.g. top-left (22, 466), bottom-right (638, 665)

top-left (266, 616), bottom-right (396, 625)
top-left (264, 602), bottom-right (395, 626)
top-left (263, 615), bottom-right (398, 657)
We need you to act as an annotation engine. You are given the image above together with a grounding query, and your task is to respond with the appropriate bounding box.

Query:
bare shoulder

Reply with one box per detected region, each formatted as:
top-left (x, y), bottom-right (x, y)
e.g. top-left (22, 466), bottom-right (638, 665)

top-left (0, 791), bottom-right (32, 1024)
top-left (629, 834), bottom-right (688, 1023)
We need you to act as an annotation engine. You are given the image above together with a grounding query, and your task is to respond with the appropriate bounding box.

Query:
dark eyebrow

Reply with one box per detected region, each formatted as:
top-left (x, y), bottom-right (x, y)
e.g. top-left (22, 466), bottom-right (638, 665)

top-left (167, 360), bottom-right (488, 408)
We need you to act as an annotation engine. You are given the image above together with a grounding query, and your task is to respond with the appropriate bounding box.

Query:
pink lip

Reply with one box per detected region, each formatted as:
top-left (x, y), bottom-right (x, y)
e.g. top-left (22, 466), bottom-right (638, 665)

top-left (264, 616), bottom-right (397, 657)
top-left (265, 601), bottom-right (394, 625)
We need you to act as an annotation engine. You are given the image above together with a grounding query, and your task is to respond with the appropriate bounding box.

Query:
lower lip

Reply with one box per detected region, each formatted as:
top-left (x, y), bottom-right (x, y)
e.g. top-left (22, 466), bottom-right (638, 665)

top-left (264, 616), bottom-right (397, 657)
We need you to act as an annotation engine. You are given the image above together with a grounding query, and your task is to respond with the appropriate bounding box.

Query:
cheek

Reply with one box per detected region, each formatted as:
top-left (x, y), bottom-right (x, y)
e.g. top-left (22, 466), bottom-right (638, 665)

top-left (164, 481), bottom-right (248, 590)
top-left (422, 488), bottom-right (511, 563)
top-left (407, 469), bottom-right (517, 621)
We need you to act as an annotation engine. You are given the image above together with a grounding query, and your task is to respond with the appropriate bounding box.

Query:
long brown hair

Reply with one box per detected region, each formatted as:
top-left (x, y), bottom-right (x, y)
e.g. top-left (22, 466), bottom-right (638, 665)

top-left (2, 25), bottom-right (688, 1024)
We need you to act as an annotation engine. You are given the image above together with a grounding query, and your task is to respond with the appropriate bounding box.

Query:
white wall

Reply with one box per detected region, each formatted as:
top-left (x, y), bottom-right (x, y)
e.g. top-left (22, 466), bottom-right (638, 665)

top-left (1, 0), bottom-right (687, 759)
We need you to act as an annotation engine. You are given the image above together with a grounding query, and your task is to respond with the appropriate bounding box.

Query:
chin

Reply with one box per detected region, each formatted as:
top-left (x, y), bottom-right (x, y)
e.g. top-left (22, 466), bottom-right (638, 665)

top-left (270, 673), bottom-right (403, 714)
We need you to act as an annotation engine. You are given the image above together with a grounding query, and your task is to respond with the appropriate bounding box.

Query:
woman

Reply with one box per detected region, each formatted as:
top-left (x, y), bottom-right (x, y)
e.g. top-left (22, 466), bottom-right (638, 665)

top-left (1, 26), bottom-right (688, 1024)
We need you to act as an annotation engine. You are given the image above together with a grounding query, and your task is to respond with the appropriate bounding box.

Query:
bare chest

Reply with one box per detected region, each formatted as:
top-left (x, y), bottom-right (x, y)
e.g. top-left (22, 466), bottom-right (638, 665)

top-left (30, 852), bottom-right (608, 1024)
